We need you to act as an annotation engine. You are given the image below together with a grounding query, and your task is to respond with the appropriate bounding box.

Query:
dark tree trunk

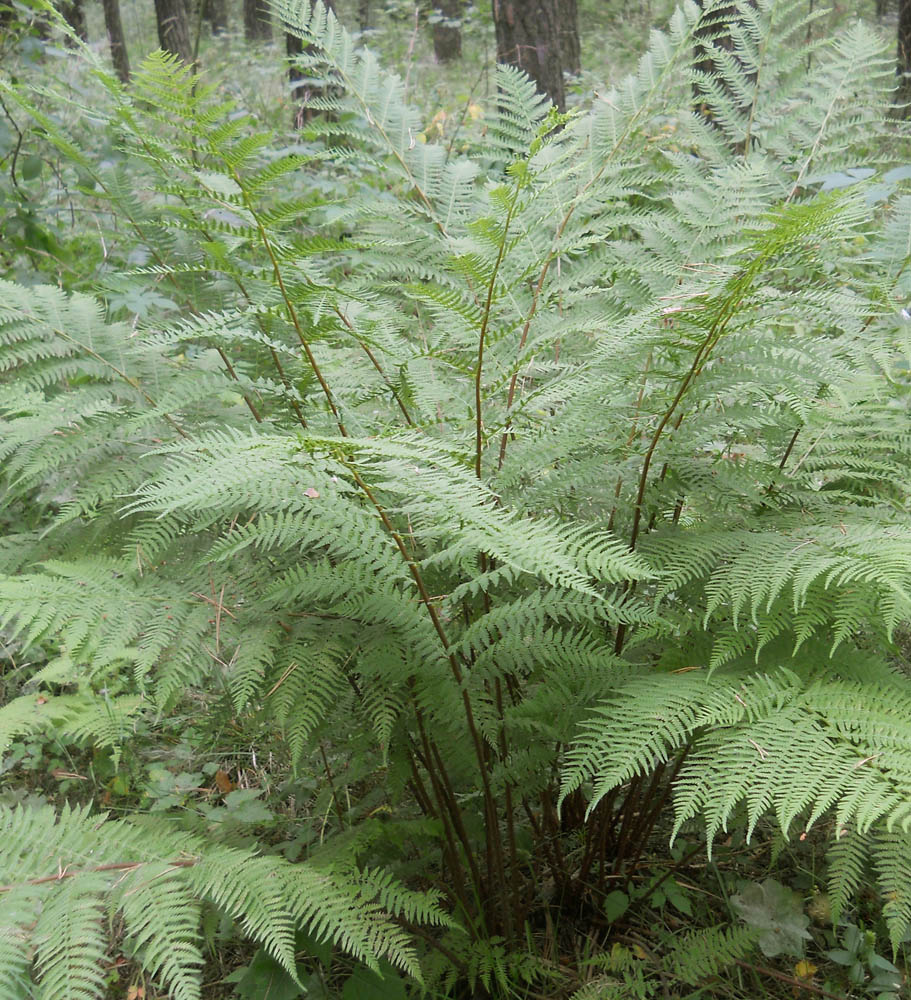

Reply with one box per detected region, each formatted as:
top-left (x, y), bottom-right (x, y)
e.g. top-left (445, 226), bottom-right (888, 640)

top-left (203, 0), bottom-right (228, 35)
top-left (358, 0), bottom-right (369, 31)
top-left (244, 0), bottom-right (272, 40)
top-left (432, 0), bottom-right (462, 63)
top-left (154, 0), bottom-right (193, 62)
top-left (287, 30), bottom-right (307, 123)
top-left (102, 0), bottom-right (131, 80)
top-left (557, 0), bottom-right (580, 76)
top-left (899, 0), bottom-right (911, 115)
top-left (59, 0), bottom-right (87, 41)
top-left (493, 0), bottom-right (565, 111)
top-left (287, 0), bottom-right (335, 128)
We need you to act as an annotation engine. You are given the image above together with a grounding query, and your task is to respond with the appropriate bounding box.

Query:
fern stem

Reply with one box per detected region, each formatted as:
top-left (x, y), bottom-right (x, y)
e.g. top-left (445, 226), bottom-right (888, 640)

top-left (496, 26), bottom-right (698, 472)
top-left (577, 793), bottom-right (614, 889)
top-left (234, 158), bottom-right (510, 925)
top-left (608, 353), bottom-right (652, 535)
top-left (214, 344), bottom-right (265, 423)
top-left (778, 425), bottom-right (802, 471)
top-left (405, 738), bottom-right (478, 930)
top-left (318, 742), bottom-right (347, 827)
top-left (470, 178), bottom-right (525, 930)
top-left (520, 800), bottom-right (555, 883)
top-left (609, 775), bottom-right (643, 876)
top-left (411, 714), bottom-right (485, 928)
top-left (540, 785), bottom-right (567, 877)
top-left (333, 306), bottom-right (415, 426)
top-left (426, 739), bottom-right (484, 888)
top-left (67, 147), bottom-right (267, 425)
top-left (495, 676), bottom-right (523, 931)
top-left (347, 469), bottom-right (510, 929)
top-left (614, 296), bottom-right (738, 655)
top-left (618, 764), bottom-right (667, 886)
top-left (475, 190), bottom-right (518, 479)
top-left (231, 164), bottom-right (348, 433)
top-left (627, 273), bottom-right (755, 559)
top-left (0, 858), bottom-right (197, 893)
top-left (732, 959), bottom-right (846, 999)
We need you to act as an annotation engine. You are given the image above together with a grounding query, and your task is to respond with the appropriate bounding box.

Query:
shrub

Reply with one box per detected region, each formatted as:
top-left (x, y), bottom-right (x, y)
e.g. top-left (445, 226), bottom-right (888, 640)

top-left (1, 0), bottom-right (910, 995)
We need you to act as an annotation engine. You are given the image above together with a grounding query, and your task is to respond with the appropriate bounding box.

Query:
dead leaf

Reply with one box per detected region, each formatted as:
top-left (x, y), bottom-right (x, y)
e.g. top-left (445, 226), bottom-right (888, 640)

top-left (794, 959), bottom-right (817, 980)
top-left (304, 487), bottom-right (320, 499)
top-left (214, 769), bottom-right (235, 794)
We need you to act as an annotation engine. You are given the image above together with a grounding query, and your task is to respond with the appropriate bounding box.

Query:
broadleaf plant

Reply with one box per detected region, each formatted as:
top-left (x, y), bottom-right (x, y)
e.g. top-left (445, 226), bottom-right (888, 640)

top-left (1, 0), bottom-right (910, 995)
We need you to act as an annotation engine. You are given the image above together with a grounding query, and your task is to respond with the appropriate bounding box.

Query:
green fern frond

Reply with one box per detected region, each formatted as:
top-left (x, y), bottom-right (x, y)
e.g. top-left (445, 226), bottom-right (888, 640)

top-left (0, 803), bottom-right (427, 997)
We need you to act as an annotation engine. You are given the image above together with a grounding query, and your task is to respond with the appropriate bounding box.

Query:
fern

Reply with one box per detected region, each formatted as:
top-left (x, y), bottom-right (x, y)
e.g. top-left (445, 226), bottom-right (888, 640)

top-left (665, 924), bottom-right (759, 984)
top-left (0, 803), bottom-right (425, 996)
top-left (1, 0), bottom-right (911, 990)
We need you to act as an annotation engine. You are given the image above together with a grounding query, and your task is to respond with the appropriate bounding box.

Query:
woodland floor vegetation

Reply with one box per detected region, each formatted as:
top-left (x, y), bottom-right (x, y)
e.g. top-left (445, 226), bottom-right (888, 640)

top-left (2, 0), bottom-right (911, 998)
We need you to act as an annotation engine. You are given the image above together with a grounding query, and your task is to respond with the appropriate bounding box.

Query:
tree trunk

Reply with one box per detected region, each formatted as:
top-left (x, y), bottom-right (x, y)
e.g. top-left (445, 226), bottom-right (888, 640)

top-left (102, 0), bottom-right (131, 81)
top-left (287, 0), bottom-right (335, 128)
top-left (154, 0), bottom-right (193, 62)
top-left (899, 0), bottom-right (911, 115)
top-left (244, 0), bottom-right (272, 40)
top-left (557, 0), bottom-right (580, 76)
top-left (59, 0), bottom-right (87, 41)
top-left (493, 0), bottom-right (565, 111)
top-left (358, 0), bottom-right (369, 31)
top-left (431, 0), bottom-right (462, 63)
top-left (203, 0), bottom-right (228, 35)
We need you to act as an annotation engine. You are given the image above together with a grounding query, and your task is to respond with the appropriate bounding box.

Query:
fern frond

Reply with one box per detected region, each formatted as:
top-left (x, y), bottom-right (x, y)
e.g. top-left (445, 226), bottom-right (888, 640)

top-left (0, 803), bottom-right (427, 997)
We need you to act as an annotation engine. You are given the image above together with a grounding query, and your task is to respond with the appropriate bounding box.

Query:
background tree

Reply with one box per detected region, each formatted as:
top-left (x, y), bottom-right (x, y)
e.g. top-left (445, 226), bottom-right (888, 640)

top-left (431, 0), bottom-right (462, 63)
top-left (899, 0), bottom-right (911, 113)
top-left (493, 0), bottom-right (565, 110)
top-left (101, 0), bottom-right (130, 81)
top-left (286, 0), bottom-right (335, 127)
top-left (202, 0), bottom-right (228, 35)
top-left (358, 0), bottom-right (369, 31)
top-left (558, 0), bottom-right (580, 76)
top-left (244, 0), bottom-right (272, 41)
top-left (153, 0), bottom-right (193, 63)
top-left (58, 0), bottom-right (87, 40)
top-left (693, 0), bottom-right (757, 147)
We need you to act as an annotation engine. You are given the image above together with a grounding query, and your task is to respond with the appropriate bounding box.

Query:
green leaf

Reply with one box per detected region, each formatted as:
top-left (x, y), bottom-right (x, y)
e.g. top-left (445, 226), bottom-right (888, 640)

top-left (664, 879), bottom-right (694, 917)
top-left (222, 788), bottom-right (274, 824)
top-left (296, 927), bottom-right (332, 967)
top-left (233, 949), bottom-right (303, 1000)
top-left (20, 154), bottom-right (41, 180)
top-left (341, 963), bottom-right (407, 1000)
top-left (869, 954), bottom-right (900, 973)
top-left (731, 880), bottom-right (811, 958)
top-left (883, 165), bottom-right (911, 183)
top-left (818, 167), bottom-right (875, 191)
top-left (603, 890), bottom-right (630, 923)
